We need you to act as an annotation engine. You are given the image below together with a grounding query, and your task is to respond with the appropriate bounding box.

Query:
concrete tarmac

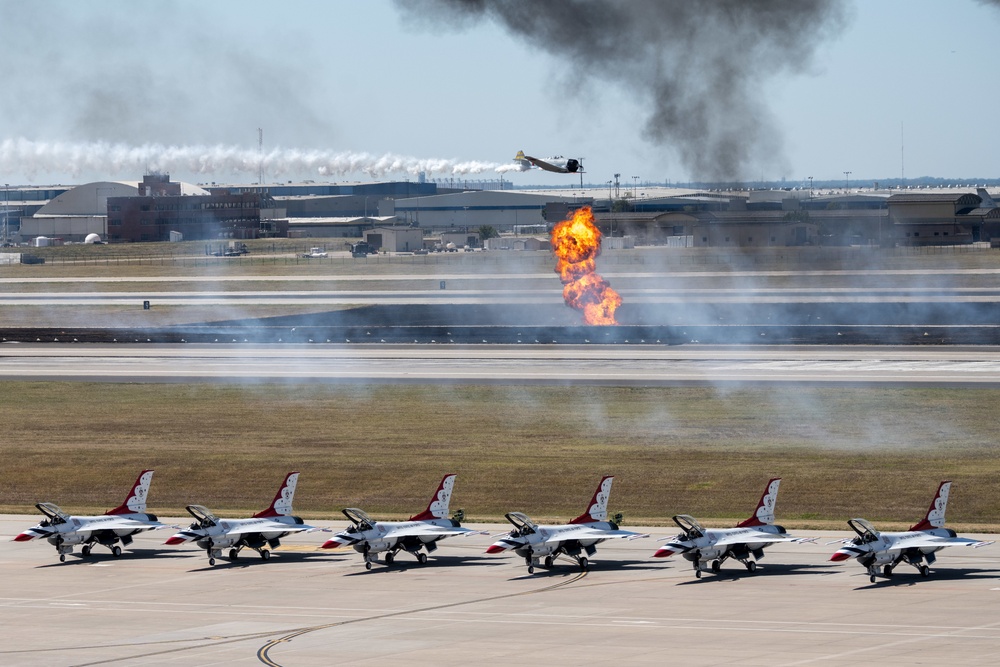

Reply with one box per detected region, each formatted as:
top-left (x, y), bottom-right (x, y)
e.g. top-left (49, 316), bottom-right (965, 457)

top-left (5, 344), bottom-right (1000, 385)
top-left (2, 515), bottom-right (999, 666)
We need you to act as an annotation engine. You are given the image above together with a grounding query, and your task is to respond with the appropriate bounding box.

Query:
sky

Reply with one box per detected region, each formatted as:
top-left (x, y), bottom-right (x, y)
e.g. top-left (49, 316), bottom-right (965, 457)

top-left (1, 0), bottom-right (999, 188)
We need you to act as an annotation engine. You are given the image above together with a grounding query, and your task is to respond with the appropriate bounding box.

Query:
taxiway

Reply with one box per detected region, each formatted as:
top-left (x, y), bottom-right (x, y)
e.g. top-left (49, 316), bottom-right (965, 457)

top-left (2, 515), bottom-right (998, 666)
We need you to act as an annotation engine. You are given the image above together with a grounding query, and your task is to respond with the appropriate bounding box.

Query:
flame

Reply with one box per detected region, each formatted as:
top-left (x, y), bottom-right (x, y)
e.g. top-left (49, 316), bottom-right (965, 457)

top-left (550, 206), bottom-right (622, 325)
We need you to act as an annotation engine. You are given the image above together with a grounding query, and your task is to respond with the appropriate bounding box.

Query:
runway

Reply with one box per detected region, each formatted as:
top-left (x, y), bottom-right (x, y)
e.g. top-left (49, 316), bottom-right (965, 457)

top-left (2, 515), bottom-right (998, 666)
top-left (4, 344), bottom-right (1000, 385)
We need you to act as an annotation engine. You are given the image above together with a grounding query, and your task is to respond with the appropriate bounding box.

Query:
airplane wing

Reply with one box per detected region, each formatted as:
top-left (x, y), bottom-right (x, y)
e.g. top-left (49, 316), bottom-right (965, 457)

top-left (220, 521), bottom-right (315, 536)
top-left (545, 526), bottom-right (648, 543)
top-left (890, 534), bottom-right (994, 550)
top-left (92, 517), bottom-right (164, 531)
top-left (711, 530), bottom-right (803, 548)
top-left (384, 524), bottom-right (482, 540)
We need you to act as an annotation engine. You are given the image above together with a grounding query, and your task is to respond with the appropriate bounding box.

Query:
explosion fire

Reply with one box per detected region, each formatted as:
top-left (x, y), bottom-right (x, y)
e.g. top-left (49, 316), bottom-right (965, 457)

top-left (550, 206), bottom-right (622, 326)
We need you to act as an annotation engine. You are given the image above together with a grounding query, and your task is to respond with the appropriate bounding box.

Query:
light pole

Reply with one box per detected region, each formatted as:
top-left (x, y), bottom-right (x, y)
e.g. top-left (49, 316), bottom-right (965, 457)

top-left (808, 176), bottom-right (813, 197)
top-left (844, 171), bottom-right (851, 191)
top-left (632, 175), bottom-right (639, 198)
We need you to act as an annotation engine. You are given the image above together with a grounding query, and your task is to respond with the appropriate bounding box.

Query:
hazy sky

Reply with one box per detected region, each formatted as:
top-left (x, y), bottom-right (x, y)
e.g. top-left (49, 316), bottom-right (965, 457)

top-left (1, 0), bottom-right (998, 187)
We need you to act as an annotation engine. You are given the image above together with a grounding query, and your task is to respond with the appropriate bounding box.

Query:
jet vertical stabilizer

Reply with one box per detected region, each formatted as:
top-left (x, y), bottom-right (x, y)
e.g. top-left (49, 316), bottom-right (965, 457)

top-left (252, 471), bottom-right (300, 518)
top-left (409, 473), bottom-right (457, 521)
top-left (569, 475), bottom-right (614, 524)
top-left (736, 477), bottom-right (781, 527)
top-left (908, 480), bottom-right (951, 531)
top-left (105, 469), bottom-right (155, 515)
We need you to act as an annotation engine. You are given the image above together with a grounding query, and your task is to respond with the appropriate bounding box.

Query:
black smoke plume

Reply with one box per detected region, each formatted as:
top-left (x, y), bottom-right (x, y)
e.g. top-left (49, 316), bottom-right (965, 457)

top-left (397, 0), bottom-right (848, 182)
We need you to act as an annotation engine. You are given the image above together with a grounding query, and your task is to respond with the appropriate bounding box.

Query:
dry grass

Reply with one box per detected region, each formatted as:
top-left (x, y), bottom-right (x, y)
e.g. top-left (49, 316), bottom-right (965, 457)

top-left (1, 382), bottom-right (999, 529)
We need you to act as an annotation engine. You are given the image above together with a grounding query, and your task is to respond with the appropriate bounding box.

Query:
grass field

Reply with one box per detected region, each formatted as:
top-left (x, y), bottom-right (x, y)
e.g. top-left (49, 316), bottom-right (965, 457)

top-left (1, 382), bottom-right (998, 530)
top-left (4, 243), bottom-right (1000, 531)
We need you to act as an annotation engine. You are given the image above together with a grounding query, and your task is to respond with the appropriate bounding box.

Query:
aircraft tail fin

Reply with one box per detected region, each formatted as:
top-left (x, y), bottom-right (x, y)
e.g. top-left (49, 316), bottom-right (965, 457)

top-left (106, 470), bottom-right (154, 515)
top-left (569, 475), bottom-right (614, 524)
top-left (513, 150), bottom-right (532, 171)
top-left (977, 188), bottom-right (997, 208)
top-left (252, 472), bottom-right (300, 518)
top-left (736, 478), bottom-right (781, 527)
top-left (409, 474), bottom-right (457, 521)
top-left (909, 481), bottom-right (951, 531)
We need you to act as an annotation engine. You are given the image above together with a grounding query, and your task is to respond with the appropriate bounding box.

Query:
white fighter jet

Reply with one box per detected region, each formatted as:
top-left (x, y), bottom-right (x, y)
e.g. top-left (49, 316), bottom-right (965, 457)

top-left (165, 471), bottom-right (316, 566)
top-left (320, 473), bottom-right (480, 570)
top-left (486, 475), bottom-right (647, 573)
top-left (14, 469), bottom-right (164, 562)
top-left (830, 481), bottom-right (993, 583)
top-left (513, 150), bottom-right (584, 174)
top-left (653, 478), bottom-right (809, 578)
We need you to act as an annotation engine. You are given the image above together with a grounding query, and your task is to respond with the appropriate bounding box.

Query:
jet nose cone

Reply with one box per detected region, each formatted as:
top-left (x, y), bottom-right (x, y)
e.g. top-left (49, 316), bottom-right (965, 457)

top-left (321, 538), bottom-right (347, 549)
top-left (485, 543), bottom-right (509, 554)
top-left (829, 551), bottom-right (852, 562)
top-left (13, 532), bottom-right (35, 542)
top-left (164, 535), bottom-right (188, 545)
top-left (653, 547), bottom-right (677, 558)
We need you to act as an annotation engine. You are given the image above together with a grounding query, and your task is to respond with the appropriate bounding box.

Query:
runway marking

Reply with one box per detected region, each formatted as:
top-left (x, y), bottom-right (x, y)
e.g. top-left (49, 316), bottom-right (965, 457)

top-left (779, 617), bottom-right (1000, 665)
top-left (255, 570), bottom-right (590, 667)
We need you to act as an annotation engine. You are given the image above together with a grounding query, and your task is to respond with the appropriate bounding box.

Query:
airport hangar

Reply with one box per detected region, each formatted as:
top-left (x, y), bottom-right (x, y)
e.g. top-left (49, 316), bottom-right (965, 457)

top-left (7, 175), bottom-right (1000, 249)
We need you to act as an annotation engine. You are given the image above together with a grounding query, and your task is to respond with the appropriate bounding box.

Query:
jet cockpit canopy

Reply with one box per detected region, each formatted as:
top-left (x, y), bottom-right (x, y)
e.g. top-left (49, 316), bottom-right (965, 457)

top-left (185, 505), bottom-right (219, 529)
top-left (36, 502), bottom-right (70, 525)
top-left (847, 518), bottom-right (881, 544)
top-left (672, 514), bottom-right (706, 539)
top-left (504, 511), bottom-right (538, 537)
top-left (342, 508), bottom-right (375, 531)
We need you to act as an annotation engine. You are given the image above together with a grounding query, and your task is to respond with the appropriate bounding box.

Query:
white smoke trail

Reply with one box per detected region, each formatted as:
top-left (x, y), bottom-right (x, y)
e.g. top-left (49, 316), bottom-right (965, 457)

top-left (0, 138), bottom-right (517, 180)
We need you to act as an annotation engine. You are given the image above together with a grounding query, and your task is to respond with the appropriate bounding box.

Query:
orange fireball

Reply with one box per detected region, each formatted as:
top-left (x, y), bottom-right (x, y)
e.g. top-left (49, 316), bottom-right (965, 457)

top-left (550, 206), bottom-right (621, 326)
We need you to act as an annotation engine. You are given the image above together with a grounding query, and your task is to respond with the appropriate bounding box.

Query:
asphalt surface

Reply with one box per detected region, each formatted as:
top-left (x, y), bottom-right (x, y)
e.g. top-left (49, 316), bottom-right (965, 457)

top-left (5, 344), bottom-right (1000, 385)
top-left (2, 515), bottom-right (999, 666)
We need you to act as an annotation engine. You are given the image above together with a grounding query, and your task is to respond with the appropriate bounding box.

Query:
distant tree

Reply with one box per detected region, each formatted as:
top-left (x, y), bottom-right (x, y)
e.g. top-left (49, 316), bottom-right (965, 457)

top-left (478, 225), bottom-right (499, 242)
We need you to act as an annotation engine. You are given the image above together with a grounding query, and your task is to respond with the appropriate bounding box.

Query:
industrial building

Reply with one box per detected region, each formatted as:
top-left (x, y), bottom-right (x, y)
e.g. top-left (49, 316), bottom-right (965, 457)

top-left (384, 189), bottom-right (590, 231)
top-left (106, 175), bottom-right (287, 242)
top-left (19, 180), bottom-right (208, 243)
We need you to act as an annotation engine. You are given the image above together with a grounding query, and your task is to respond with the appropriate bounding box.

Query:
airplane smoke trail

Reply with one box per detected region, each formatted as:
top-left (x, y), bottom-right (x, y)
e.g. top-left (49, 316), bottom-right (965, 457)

top-left (401, 0), bottom-right (848, 182)
top-left (551, 206), bottom-right (621, 326)
top-left (0, 138), bottom-right (513, 181)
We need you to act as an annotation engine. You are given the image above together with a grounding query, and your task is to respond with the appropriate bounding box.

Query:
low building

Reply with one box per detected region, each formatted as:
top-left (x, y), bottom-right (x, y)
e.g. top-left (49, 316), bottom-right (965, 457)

top-left (363, 226), bottom-right (424, 252)
top-left (287, 216), bottom-right (394, 238)
top-left (385, 190), bottom-right (589, 231)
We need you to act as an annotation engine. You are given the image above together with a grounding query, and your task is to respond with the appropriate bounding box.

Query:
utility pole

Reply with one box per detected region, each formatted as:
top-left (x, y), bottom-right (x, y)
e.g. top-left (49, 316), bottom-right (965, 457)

top-left (844, 171), bottom-right (852, 191)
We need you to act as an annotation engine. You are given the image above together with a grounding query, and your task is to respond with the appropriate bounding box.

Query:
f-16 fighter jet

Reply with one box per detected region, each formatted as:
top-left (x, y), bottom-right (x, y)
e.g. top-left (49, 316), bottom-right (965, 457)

top-left (830, 481), bottom-right (993, 583)
top-left (653, 478), bottom-right (810, 578)
top-left (165, 472), bottom-right (315, 566)
top-left (14, 469), bottom-right (164, 562)
top-left (321, 473), bottom-right (480, 570)
top-left (486, 475), bottom-right (646, 573)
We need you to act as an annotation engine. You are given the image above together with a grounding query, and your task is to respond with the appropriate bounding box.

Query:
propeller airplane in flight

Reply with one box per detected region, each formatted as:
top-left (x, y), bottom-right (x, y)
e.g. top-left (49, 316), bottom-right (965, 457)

top-left (513, 150), bottom-right (583, 174)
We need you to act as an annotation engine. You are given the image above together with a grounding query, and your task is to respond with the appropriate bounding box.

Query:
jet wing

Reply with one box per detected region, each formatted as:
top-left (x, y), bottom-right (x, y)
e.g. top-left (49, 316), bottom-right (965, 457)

top-left (711, 530), bottom-right (803, 548)
top-left (890, 534), bottom-right (994, 550)
top-left (221, 521), bottom-right (315, 536)
top-left (545, 526), bottom-right (648, 543)
top-left (89, 517), bottom-right (164, 531)
top-left (383, 524), bottom-right (482, 540)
